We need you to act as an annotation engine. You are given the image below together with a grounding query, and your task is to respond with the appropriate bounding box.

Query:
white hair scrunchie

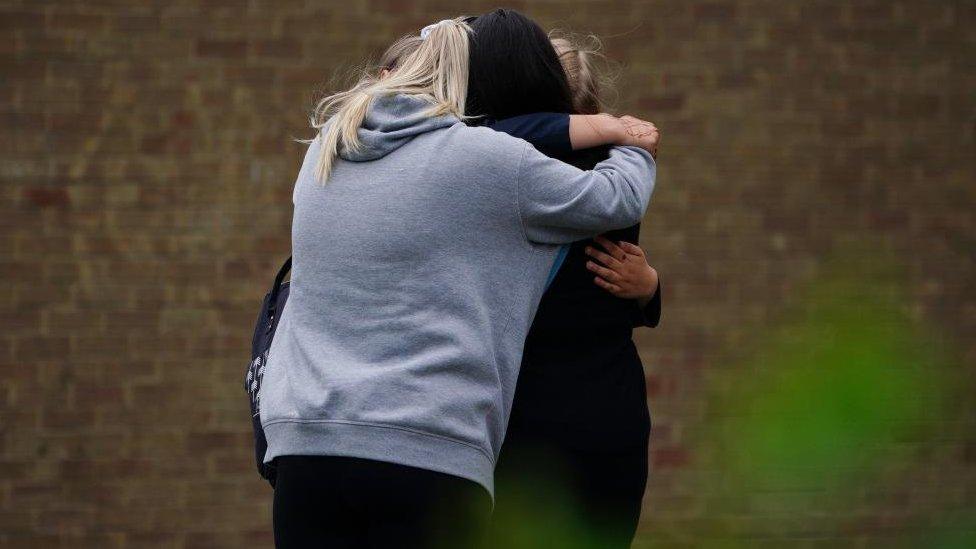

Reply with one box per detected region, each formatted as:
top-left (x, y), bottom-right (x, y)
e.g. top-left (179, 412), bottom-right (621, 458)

top-left (420, 19), bottom-right (454, 39)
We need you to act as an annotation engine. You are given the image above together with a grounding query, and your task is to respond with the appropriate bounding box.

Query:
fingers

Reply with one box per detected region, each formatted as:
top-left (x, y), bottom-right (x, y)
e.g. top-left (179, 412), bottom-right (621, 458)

top-left (593, 236), bottom-right (627, 262)
top-left (585, 246), bottom-right (620, 268)
top-left (619, 241), bottom-right (646, 258)
top-left (586, 260), bottom-right (620, 283)
top-left (592, 276), bottom-right (622, 294)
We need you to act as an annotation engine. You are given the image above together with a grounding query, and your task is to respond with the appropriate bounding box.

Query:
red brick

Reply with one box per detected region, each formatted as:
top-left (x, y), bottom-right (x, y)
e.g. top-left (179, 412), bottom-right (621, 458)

top-left (253, 38), bottom-right (303, 58)
top-left (195, 39), bottom-right (247, 58)
top-left (653, 446), bottom-right (691, 469)
top-left (693, 3), bottom-right (736, 21)
top-left (49, 12), bottom-right (106, 31)
top-left (638, 93), bottom-right (686, 112)
top-left (23, 187), bottom-right (70, 209)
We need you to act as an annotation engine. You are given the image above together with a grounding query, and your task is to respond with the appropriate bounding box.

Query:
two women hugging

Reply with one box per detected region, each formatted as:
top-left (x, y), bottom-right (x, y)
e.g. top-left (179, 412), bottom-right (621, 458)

top-left (262, 9), bottom-right (662, 549)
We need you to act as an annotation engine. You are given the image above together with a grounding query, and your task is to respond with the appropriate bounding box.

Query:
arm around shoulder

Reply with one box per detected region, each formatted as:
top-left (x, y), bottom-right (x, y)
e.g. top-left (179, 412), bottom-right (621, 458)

top-left (515, 143), bottom-right (657, 244)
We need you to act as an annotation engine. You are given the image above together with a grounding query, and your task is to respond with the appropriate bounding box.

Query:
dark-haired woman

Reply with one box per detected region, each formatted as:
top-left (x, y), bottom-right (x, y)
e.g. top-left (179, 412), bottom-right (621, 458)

top-left (466, 10), bottom-right (662, 548)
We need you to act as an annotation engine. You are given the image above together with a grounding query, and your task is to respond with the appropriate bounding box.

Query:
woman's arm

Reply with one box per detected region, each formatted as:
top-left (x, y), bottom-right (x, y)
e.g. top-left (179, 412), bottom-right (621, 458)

top-left (571, 114), bottom-right (659, 156)
top-left (516, 139), bottom-right (658, 244)
top-left (491, 113), bottom-right (659, 156)
top-left (569, 114), bottom-right (619, 149)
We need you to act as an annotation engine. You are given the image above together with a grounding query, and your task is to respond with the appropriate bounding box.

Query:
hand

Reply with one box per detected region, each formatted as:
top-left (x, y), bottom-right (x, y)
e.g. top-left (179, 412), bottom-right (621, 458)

top-left (616, 115), bottom-right (660, 158)
top-left (585, 236), bottom-right (659, 299)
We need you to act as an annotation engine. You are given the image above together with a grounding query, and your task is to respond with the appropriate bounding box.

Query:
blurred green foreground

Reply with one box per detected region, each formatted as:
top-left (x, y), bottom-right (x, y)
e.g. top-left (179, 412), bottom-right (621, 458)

top-left (489, 249), bottom-right (972, 548)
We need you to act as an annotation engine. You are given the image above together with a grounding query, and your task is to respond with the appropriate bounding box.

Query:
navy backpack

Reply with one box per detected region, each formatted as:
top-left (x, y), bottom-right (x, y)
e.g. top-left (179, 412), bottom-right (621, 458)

top-left (244, 256), bottom-right (291, 487)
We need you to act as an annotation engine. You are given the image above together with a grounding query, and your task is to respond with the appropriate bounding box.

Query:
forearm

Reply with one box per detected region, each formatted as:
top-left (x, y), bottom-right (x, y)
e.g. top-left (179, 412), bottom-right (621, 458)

top-left (568, 114), bottom-right (624, 150)
top-left (518, 144), bottom-right (656, 244)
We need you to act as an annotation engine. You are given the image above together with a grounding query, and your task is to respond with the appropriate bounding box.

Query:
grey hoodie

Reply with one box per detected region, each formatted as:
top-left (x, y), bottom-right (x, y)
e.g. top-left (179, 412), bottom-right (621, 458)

top-left (260, 94), bottom-right (656, 497)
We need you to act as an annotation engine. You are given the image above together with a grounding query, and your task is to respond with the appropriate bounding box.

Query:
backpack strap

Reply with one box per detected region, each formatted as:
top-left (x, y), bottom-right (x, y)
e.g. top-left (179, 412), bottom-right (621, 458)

top-left (267, 256), bottom-right (292, 319)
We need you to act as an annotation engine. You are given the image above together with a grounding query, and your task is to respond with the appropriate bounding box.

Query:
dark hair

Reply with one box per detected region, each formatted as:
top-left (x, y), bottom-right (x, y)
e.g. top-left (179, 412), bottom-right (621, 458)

top-left (465, 9), bottom-right (575, 122)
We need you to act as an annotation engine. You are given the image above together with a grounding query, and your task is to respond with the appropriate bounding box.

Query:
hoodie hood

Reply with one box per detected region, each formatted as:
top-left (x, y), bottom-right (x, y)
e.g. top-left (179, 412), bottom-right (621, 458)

top-left (340, 93), bottom-right (460, 162)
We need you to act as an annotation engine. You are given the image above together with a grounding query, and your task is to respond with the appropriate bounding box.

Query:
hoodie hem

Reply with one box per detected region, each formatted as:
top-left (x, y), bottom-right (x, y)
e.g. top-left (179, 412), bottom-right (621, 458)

top-left (262, 419), bottom-right (496, 499)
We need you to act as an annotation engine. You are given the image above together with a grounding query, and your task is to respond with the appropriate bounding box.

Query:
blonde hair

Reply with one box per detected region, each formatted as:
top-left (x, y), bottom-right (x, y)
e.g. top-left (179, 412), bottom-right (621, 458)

top-left (550, 35), bottom-right (613, 115)
top-left (310, 18), bottom-right (471, 183)
top-left (379, 35), bottom-right (423, 72)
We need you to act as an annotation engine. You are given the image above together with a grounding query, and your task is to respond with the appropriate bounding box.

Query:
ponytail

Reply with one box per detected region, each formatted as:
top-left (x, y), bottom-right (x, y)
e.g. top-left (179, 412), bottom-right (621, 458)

top-left (309, 17), bottom-right (472, 183)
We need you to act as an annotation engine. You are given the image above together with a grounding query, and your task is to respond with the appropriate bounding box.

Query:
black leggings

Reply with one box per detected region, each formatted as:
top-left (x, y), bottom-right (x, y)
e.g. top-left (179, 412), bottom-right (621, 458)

top-left (272, 455), bottom-right (491, 549)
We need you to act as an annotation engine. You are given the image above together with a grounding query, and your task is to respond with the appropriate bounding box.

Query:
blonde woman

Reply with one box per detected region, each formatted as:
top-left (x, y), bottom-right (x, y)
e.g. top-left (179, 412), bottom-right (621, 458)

top-left (259, 17), bottom-right (659, 548)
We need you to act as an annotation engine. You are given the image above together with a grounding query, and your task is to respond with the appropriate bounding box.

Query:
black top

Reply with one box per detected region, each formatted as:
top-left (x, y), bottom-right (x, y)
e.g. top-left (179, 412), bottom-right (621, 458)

top-left (490, 113), bottom-right (661, 451)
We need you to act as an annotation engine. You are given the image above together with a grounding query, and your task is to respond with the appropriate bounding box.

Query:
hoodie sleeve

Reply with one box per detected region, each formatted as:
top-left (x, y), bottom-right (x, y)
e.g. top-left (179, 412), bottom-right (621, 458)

top-left (515, 143), bottom-right (656, 244)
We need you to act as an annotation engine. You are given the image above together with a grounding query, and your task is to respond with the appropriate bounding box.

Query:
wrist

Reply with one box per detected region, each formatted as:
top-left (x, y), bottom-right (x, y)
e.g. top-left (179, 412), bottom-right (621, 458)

top-left (640, 266), bottom-right (659, 298)
top-left (590, 114), bottom-right (623, 146)
top-left (605, 115), bottom-right (629, 146)
top-left (570, 115), bottom-right (609, 150)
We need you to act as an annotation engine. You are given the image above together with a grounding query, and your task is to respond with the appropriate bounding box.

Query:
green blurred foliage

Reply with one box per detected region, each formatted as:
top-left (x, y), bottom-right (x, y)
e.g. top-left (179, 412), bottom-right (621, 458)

top-left (691, 246), bottom-right (965, 540)
top-left (721, 269), bottom-right (940, 490)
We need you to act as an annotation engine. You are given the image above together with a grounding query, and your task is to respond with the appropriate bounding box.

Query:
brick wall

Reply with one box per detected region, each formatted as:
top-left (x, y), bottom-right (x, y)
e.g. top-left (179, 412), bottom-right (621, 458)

top-left (2, 1), bottom-right (973, 547)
